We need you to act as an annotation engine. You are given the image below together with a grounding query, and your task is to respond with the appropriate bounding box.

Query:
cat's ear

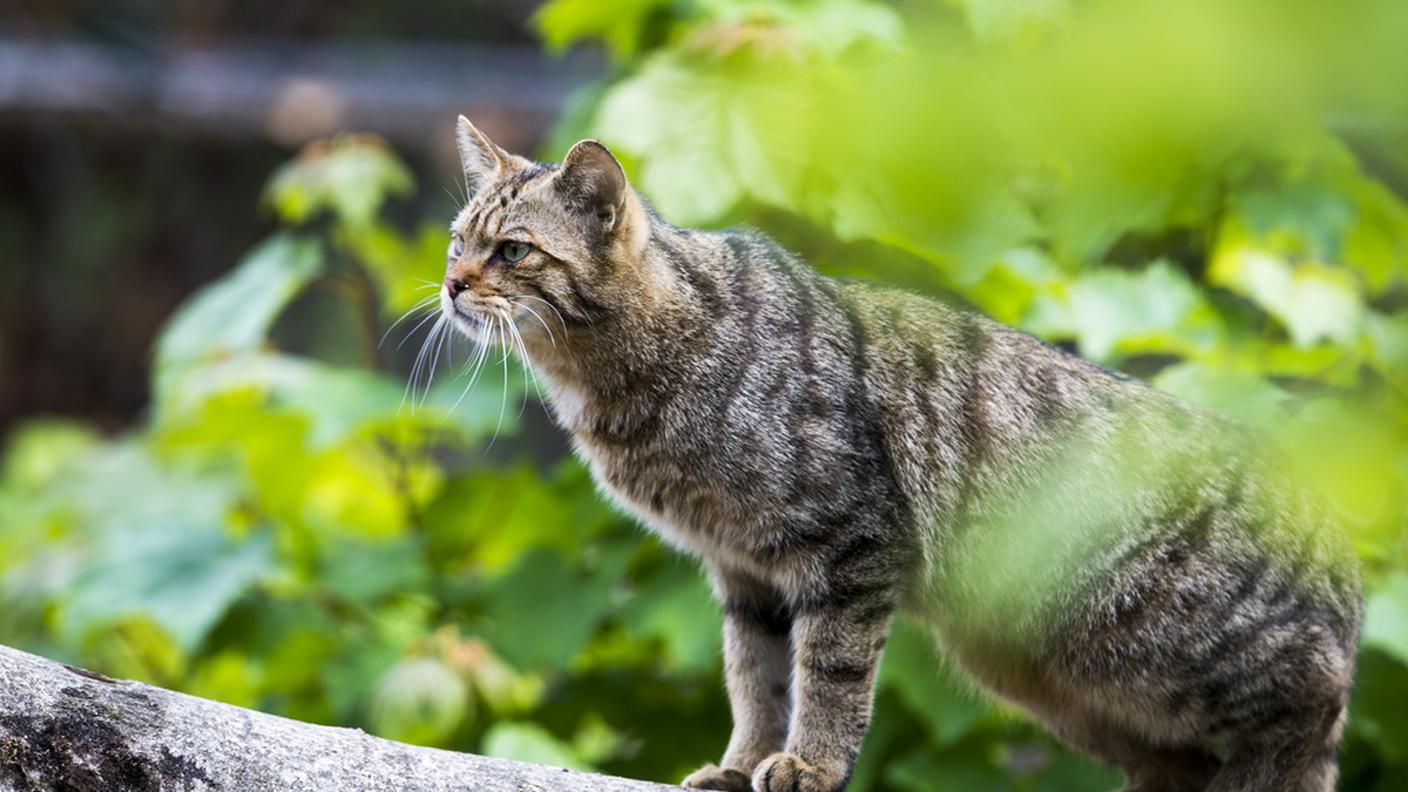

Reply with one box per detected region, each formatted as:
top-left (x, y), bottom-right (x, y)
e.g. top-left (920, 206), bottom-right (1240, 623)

top-left (557, 140), bottom-right (629, 232)
top-left (456, 115), bottom-right (509, 195)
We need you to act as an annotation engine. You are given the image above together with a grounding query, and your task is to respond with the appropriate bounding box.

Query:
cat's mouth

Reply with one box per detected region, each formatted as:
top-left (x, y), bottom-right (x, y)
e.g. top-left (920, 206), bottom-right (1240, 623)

top-left (443, 293), bottom-right (514, 341)
top-left (446, 303), bottom-right (489, 334)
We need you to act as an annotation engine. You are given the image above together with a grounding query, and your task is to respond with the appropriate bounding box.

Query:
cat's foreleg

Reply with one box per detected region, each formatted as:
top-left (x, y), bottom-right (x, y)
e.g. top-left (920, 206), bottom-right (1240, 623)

top-left (754, 573), bottom-right (895, 792)
top-left (684, 568), bottom-right (793, 791)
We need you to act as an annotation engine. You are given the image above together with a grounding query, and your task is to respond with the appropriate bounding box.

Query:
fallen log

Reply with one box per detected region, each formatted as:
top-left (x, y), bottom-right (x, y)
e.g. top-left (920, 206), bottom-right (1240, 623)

top-left (0, 644), bottom-right (676, 792)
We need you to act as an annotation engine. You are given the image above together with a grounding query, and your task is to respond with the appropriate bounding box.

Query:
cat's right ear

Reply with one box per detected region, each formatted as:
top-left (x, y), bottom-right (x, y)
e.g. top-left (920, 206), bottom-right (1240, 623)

top-left (456, 115), bottom-right (509, 196)
top-left (556, 139), bottom-right (629, 233)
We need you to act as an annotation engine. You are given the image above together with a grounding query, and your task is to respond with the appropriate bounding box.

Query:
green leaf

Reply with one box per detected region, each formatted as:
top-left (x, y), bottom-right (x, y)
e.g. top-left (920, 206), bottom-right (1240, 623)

top-left (0, 419), bottom-right (99, 493)
top-left (534, 0), bottom-right (676, 59)
top-left (1210, 248), bottom-right (1363, 348)
top-left (1024, 746), bottom-right (1124, 791)
top-left (699, 0), bottom-right (903, 56)
top-left (368, 657), bottom-right (471, 746)
top-left (477, 549), bottom-right (621, 671)
top-left (1366, 312), bottom-right (1408, 391)
top-left (619, 559), bottom-right (723, 673)
top-left (1025, 261), bottom-right (1218, 361)
top-left (1231, 182), bottom-right (1354, 262)
top-left (154, 234), bottom-right (322, 410)
top-left (950, 0), bottom-right (1071, 42)
top-left (347, 222), bottom-right (455, 318)
top-left (885, 745), bottom-right (1008, 792)
top-left (63, 525), bottom-right (274, 652)
top-left (265, 137), bottom-right (413, 230)
top-left (1349, 650), bottom-right (1408, 764)
top-left (878, 619), bottom-right (990, 747)
top-left (159, 352), bottom-right (407, 448)
top-left (594, 52), bottom-right (813, 223)
top-left (1364, 575), bottom-right (1408, 668)
top-left (321, 536), bottom-right (430, 605)
top-left (1151, 363), bottom-right (1289, 429)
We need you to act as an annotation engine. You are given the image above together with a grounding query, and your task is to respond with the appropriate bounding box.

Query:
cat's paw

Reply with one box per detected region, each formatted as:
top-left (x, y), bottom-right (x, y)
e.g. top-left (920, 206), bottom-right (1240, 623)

top-left (682, 763), bottom-right (753, 791)
top-left (752, 752), bottom-right (846, 792)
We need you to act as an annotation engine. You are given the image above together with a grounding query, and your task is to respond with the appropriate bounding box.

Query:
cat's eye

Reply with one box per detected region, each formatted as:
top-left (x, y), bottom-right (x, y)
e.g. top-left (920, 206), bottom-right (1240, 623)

top-left (450, 233), bottom-right (465, 257)
top-left (498, 240), bottom-right (533, 263)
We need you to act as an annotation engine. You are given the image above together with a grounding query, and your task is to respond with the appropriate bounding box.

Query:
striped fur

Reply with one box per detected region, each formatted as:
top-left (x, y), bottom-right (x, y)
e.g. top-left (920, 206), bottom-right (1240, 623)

top-left (441, 118), bottom-right (1363, 792)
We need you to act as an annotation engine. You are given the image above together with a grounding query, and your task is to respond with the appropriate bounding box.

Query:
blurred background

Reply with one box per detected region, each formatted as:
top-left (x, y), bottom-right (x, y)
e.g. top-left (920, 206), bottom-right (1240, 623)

top-left (1, 1), bottom-right (1406, 790)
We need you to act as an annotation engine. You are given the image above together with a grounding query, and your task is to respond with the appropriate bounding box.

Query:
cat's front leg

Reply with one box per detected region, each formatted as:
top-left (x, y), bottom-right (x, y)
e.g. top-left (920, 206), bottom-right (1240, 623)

top-left (684, 567), bottom-right (793, 792)
top-left (755, 562), bottom-right (896, 792)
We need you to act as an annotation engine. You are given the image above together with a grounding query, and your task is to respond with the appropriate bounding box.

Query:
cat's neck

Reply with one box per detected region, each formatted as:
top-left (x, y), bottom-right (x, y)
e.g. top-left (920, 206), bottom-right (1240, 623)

top-left (519, 214), bottom-right (708, 406)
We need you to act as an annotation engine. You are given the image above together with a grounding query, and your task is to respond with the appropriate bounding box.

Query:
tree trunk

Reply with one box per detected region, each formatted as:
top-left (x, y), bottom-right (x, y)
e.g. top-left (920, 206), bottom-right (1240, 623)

top-left (0, 644), bottom-right (678, 792)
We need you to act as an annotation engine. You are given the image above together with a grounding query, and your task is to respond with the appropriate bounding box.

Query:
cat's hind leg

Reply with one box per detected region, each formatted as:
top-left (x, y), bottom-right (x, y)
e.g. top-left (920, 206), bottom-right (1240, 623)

top-left (1041, 713), bottom-right (1221, 792)
top-left (1204, 699), bottom-right (1345, 792)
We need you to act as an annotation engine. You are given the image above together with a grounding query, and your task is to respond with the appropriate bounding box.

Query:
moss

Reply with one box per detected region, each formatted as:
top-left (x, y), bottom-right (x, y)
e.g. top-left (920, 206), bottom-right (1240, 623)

top-left (0, 710), bottom-right (216, 792)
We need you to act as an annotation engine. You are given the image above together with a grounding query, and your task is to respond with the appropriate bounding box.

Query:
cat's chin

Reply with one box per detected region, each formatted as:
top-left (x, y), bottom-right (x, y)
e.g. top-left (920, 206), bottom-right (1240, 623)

top-left (445, 305), bottom-right (492, 341)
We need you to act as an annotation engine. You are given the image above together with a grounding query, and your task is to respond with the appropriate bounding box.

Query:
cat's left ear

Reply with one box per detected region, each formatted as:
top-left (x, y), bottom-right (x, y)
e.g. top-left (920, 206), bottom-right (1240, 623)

top-left (456, 115), bottom-right (510, 195)
top-left (557, 140), bottom-right (629, 232)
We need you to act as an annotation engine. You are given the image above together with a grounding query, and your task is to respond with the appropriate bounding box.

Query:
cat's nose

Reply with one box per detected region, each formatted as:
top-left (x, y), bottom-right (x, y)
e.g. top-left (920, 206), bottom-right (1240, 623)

top-left (445, 276), bottom-right (469, 298)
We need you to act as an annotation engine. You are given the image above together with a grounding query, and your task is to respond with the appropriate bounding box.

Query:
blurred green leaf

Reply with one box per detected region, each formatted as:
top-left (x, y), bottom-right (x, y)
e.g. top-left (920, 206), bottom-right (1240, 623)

top-left (1152, 363), bottom-right (1288, 428)
top-left (154, 233), bottom-right (322, 409)
top-left (477, 549), bottom-right (622, 671)
top-left (952, 0), bottom-right (1070, 42)
top-left (885, 746), bottom-right (1007, 792)
top-left (63, 525), bottom-right (274, 653)
top-left (879, 619), bottom-right (990, 747)
top-left (619, 559), bottom-right (722, 673)
top-left (1364, 576), bottom-right (1408, 668)
top-left (369, 656), bottom-right (471, 746)
top-left (535, 0), bottom-right (676, 59)
top-left (595, 49), bottom-right (819, 223)
top-left (1350, 650), bottom-right (1408, 764)
top-left (321, 536), bottom-right (430, 606)
top-left (265, 136), bottom-right (413, 230)
top-left (1, 419), bottom-right (99, 492)
top-left (1210, 247), bottom-right (1364, 348)
top-left (1026, 261), bottom-right (1219, 361)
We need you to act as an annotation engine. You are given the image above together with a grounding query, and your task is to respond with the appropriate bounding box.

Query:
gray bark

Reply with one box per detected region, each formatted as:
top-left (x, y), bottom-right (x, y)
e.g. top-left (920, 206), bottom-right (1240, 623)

top-left (0, 644), bottom-right (678, 792)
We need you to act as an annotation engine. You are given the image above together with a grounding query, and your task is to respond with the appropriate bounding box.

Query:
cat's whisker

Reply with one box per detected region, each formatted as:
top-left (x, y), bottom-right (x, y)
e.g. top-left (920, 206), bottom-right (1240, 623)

top-left (506, 320), bottom-right (541, 420)
top-left (403, 316), bottom-right (437, 410)
top-left (517, 295), bottom-right (570, 339)
top-left (396, 305), bottom-right (444, 352)
top-left (419, 313), bottom-right (454, 409)
top-left (486, 317), bottom-right (511, 449)
top-left (448, 322), bottom-right (493, 415)
top-left (400, 313), bottom-right (444, 415)
top-left (380, 295), bottom-right (441, 349)
top-left (515, 302), bottom-right (557, 348)
top-left (414, 317), bottom-right (447, 412)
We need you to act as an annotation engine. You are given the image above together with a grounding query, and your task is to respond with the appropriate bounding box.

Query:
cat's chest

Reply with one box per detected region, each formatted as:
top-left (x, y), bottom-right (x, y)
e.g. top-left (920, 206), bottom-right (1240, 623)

top-left (546, 381), bottom-right (759, 553)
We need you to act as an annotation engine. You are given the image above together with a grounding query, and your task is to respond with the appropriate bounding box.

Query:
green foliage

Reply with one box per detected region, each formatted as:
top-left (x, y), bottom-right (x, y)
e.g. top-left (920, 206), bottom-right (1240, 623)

top-left (2, 1), bottom-right (1408, 789)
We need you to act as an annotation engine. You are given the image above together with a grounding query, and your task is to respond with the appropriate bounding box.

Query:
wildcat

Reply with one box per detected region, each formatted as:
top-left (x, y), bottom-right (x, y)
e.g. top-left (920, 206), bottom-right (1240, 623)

top-left (438, 116), bottom-right (1362, 792)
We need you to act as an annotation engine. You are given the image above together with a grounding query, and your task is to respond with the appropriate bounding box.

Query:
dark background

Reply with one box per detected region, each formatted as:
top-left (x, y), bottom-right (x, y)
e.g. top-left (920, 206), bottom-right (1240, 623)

top-left (0, 0), bottom-right (590, 431)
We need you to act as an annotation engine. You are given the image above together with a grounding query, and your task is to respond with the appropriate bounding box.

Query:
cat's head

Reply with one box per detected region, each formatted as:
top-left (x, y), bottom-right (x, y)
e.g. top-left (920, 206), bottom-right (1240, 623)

top-left (441, 116), bottom-right (649, 352)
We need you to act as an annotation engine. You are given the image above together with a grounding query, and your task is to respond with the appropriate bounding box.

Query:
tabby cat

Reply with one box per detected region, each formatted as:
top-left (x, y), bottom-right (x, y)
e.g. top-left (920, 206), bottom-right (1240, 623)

top-left (438, 116), bottom-right (1362, 792)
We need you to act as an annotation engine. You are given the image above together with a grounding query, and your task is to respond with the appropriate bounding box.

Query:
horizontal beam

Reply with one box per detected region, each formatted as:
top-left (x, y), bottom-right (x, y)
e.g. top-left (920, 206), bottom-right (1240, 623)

top-left (0, 37), bottom-right (601, 150)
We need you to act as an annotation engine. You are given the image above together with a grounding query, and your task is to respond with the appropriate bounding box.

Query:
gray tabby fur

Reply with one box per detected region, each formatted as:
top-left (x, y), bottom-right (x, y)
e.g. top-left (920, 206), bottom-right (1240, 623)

top-left (439, 117), bottom-right (1362, 792)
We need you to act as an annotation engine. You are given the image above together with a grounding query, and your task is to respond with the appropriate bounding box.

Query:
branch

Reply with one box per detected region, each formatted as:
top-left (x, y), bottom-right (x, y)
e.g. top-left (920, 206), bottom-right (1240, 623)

top-left (0, 644), bottom-right (677, 792)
